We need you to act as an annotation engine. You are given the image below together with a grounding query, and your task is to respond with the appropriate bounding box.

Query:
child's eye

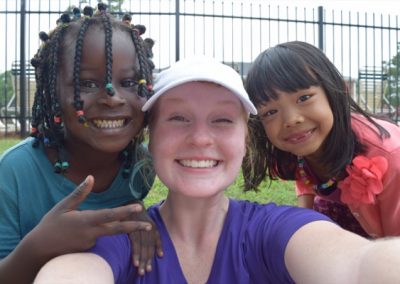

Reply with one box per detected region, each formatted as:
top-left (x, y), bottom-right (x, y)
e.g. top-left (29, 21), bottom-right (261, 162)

top-left (260, 109), bottom-right (277, 118)
top-left (121, 79), bottom-right (138, 88)
top-left (298, 94), bottom-right (312, 103)
top-left (80, 80), bottom-right (98, 89)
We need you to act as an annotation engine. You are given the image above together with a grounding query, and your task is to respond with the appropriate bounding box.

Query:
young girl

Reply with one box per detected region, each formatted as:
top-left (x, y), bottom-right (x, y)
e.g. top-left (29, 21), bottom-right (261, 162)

top-left (243, 41), bottom-right (400, 238)
top-left (0, 4), bottom-right (161, 283)
top-left (34, 56), bottom-right (400, 284)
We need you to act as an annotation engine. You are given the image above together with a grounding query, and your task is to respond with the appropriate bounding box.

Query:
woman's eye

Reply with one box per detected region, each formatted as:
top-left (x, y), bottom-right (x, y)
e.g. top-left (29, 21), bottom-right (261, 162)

top-left (214, 118), bottom-right (233, 123)
top-left (169, 115), bottom-right (188, 122)
top-left (298, 94), bottom-right (312, 103)
top-left (121, 79), bottom-right (138, 88)
top-left (80, 80), bottom-right (98, 89)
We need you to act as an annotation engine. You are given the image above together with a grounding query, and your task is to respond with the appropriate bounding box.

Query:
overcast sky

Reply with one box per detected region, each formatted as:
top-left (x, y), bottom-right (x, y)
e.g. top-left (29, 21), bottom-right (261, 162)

top-left (263, 0), bottom-right (399, 14)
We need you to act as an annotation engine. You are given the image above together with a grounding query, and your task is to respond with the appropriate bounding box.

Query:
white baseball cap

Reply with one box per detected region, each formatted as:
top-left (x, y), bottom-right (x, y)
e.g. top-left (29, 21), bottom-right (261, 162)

top-left (142, 55), bottom-right (257, 115)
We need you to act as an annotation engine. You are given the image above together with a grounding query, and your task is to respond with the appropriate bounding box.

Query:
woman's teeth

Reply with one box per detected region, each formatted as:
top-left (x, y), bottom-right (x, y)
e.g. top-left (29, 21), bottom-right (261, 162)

top-left (179, 160), bottom-right (218, 168)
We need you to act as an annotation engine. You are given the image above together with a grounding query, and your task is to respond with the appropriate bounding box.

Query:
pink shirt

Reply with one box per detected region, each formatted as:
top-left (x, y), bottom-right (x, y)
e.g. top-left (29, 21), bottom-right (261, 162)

top-left (296, 114), bottom-right (400, 238)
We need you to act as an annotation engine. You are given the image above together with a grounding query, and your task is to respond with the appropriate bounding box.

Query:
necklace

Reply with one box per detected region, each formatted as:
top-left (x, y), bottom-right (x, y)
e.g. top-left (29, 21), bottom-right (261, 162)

top-left (297, 157), bottom-right (337, 195)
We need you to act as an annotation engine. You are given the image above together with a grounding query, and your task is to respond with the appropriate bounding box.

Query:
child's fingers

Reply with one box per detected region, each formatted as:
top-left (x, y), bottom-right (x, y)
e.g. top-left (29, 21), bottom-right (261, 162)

top-left (83, 203), bottom-right (144, 225)
top-left (98, 220), bottom-right (152, 236)
top-left (131, 231), bottom-right (141, 268)
top-left (155, 231), bottom-right (164, 258)
top-left (53, 175), bottom-right (94, 212)
top-left (136, 231), bottom-right (153, 275)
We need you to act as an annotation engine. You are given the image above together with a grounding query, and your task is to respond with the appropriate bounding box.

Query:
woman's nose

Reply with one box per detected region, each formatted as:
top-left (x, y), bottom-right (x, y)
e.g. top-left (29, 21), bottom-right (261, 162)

top-left (187, 121), bottom-right (213, 146)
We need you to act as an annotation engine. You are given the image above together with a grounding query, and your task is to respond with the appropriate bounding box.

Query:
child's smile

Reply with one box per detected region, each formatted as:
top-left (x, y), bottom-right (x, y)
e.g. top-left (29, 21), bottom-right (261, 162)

top-left (283, 128), bottom-right (315, 144)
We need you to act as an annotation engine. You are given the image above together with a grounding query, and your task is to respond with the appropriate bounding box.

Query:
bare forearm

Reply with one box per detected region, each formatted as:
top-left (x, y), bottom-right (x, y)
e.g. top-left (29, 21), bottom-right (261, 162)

top-left (34, 253), bottom-right (114, 284)
top-left (356, 238), bottom-right (400, 283)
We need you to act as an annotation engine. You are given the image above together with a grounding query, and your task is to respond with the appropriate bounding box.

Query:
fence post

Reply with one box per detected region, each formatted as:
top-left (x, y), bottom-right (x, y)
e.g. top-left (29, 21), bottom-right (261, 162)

top-left (318, 6), bottom-right (324, 51)
top-left (19, 0), bottom-right (27, 137)
top-left (175, 0), bottom-right (180, 62)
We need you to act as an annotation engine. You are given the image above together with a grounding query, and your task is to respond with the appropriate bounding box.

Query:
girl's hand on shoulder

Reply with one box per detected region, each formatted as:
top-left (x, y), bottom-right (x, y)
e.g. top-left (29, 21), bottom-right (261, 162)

top-left (127, 202), bottom-right (163, 276)
top-left (26, 175), bottom-right (152, 259)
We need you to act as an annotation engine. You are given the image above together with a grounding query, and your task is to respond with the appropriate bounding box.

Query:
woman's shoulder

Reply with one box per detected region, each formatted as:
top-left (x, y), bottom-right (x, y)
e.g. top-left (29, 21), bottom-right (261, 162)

top-left (230, 199), bottom-right (329, 228)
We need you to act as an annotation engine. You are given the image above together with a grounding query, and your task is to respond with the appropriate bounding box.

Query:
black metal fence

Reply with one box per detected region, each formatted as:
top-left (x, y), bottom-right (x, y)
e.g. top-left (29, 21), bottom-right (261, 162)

top-left (1, 0), bottom-right (399, 137)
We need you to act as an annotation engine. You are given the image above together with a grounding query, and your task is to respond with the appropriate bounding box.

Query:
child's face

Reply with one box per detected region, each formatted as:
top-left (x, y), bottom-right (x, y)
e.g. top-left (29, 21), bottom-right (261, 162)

top-left (148, 82), bottom-right (247, 198)
top-left (257, 86), bottom-right (334, 159)
top-left (57, 27), bottom-right (146, 154)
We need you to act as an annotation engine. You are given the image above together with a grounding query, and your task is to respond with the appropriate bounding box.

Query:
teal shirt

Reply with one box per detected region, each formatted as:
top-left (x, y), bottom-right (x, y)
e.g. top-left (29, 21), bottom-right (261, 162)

top-left (0, 138), bottom-right (154, 258)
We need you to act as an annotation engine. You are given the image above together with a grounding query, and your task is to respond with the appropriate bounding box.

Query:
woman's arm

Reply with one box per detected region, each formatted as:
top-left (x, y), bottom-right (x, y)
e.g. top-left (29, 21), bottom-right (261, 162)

top-left (34, 253), bottom-right (113, 284)
top-left (285, 221), bottom-right (400, 283)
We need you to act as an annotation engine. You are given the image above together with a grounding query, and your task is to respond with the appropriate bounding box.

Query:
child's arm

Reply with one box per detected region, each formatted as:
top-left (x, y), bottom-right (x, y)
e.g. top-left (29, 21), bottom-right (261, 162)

top-left (0, 176), bottom-right (151, 284)
top-left (127, 200), bottom-right (163, 275)
top-left (297, 194), bottom-right (314, 208)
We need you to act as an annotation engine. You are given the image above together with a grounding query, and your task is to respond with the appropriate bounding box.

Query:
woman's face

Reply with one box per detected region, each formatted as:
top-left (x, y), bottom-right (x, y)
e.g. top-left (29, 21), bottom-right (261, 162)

top-left (256, 86), bottom-right (334, 160)
top-left (57, 26), bottom-right (146, 154)
top-left (149, 82), bottom-right (247, 198)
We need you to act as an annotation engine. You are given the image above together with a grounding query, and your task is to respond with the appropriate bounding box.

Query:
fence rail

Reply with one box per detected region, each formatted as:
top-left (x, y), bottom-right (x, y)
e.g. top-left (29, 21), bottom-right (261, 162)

top-left (0, 0), bottom-right (399, 137)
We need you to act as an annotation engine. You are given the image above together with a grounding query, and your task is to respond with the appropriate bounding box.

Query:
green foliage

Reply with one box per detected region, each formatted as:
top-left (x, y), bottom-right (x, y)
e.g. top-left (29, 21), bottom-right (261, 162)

top-left (385, 43), bottom-right (400, 98)
top-left (103, 0), bottom-right (125, 13)
top-left (0, 71), bottom-right (14, 108)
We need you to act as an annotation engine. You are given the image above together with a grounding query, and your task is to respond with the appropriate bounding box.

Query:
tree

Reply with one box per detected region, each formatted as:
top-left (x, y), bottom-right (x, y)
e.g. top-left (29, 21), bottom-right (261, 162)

top-left (0, 71), bottom-right (14, 109)
top-left (384, 42), bottom-right (400, 107)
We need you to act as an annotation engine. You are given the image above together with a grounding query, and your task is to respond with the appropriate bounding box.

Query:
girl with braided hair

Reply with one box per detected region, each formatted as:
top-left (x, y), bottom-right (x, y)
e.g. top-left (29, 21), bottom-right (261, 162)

top-left (0, 4), bottom-right (162, 283)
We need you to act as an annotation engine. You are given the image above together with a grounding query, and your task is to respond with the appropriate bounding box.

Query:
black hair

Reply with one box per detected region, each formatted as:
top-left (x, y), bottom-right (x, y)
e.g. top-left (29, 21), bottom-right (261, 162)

top-left (243, 41), bottom-right (390, 190)
top-left (30, 4), bottom-right (155, 177)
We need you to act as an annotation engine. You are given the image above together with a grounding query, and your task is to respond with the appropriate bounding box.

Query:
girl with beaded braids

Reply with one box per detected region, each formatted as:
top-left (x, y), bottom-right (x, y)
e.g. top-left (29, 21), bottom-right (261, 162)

top-left (243, 41), bottom-right (400, 239)
top-left (0, 4), bottom-right (163, 283)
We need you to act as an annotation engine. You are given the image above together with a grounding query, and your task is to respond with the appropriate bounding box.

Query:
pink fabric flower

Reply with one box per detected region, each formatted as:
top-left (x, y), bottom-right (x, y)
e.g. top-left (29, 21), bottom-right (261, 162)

top-left (339, 156), bottom-right (388, 205)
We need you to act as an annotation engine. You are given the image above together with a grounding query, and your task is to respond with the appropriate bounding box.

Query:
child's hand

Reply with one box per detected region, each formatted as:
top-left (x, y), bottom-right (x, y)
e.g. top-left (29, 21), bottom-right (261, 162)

top-left (27, 175), bottom-right (152, 258)
top-left (127, 202), bottom-right (163, 276)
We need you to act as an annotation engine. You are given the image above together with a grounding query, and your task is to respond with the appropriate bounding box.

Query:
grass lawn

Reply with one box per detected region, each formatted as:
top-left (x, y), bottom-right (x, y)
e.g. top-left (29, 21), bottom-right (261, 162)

top-left (0, 138), bottom-right (297, 206)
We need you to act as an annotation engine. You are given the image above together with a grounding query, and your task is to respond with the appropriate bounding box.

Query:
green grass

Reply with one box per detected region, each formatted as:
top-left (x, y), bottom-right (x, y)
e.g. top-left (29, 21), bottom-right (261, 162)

top-left (0, 138), bottom-right (296, 206)
top-left (0, 138), bottom-right (21, 154)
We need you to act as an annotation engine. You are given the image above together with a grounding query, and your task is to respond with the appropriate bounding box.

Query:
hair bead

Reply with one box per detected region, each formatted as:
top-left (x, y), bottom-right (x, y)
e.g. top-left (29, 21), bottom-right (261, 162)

top-left (105, 82), bottom-right (115, 96)
top-left (53, 116), bottom-right (62, 124)
top-left (39, 31), bottom-right (49, 42)
top-left (83, 6), bottom-right (94, 17)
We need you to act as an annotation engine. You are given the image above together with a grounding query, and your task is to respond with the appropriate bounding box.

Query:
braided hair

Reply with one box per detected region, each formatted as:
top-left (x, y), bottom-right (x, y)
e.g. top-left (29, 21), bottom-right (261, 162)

top-left (30, 4), bottom-right (155, 176)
